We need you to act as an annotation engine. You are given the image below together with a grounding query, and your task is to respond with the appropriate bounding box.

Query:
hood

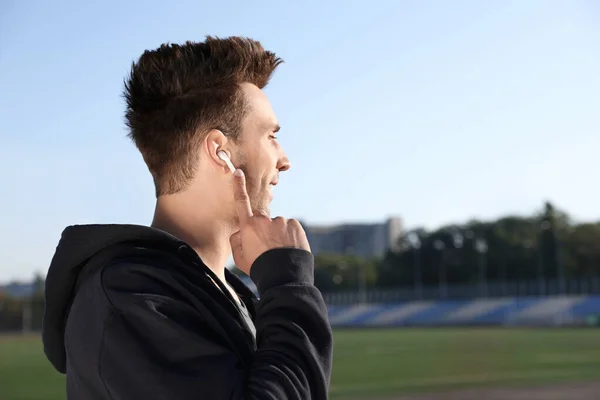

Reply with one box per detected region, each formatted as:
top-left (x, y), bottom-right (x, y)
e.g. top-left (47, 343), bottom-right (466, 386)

top-left (42, 224), bottom-right (187, 373)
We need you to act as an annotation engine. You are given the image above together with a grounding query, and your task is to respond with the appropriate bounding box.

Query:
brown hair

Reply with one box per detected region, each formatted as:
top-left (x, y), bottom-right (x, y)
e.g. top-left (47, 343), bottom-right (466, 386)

top-left (123, 36), bottom-right (283, 196)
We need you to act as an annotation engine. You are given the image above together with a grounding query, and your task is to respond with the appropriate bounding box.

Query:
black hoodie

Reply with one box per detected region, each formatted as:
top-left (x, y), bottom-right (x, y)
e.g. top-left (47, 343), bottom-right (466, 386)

top-left (42, 224), bottom-right (333, 399)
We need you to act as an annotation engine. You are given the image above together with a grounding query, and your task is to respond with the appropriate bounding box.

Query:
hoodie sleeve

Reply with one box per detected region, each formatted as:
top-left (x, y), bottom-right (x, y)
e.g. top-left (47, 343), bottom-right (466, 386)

top-left (97, 248), bottom-right (333, 400)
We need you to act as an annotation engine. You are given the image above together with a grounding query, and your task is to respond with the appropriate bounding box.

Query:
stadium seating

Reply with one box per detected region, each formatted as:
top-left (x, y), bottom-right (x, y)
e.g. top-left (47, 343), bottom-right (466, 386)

top-left (326, 296), bottom-right (600, 327)
top-left (234, 275), bottom-right (600, 327)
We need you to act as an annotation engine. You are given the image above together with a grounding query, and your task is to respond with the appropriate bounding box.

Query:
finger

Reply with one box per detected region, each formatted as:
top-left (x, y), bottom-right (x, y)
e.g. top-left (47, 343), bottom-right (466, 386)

top-left (288, 219), bottom-right (303, 230)
top-left (232, 169), bottom-right (253, 225)
top-left (272, 216), bottom-right (285, 226)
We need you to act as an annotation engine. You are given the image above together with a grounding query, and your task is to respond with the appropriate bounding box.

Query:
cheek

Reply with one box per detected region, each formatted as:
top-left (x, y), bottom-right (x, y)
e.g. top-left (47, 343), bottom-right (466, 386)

top-left (259, 142), bottom-right (280, 167)
top-left (236, 162), bottom-right (262, 191)
top-left (236, 142), bottom-right (277, 183)
top-left (248, 147), bottom-right (275, 172)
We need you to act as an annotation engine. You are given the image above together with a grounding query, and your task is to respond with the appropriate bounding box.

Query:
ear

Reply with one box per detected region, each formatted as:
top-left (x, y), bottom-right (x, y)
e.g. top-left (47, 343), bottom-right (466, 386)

top-left (203, 129), bottom-right (231, 172)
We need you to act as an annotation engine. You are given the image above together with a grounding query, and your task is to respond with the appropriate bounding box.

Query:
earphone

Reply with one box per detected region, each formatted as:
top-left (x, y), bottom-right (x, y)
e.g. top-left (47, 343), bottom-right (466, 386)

top-left (217, 150), bottom-right (236, 173)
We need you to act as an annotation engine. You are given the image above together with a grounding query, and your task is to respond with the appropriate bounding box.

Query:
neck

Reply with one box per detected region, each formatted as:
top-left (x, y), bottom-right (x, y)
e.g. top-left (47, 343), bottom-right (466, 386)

top-left (151, 192), bottom-right (234, 283)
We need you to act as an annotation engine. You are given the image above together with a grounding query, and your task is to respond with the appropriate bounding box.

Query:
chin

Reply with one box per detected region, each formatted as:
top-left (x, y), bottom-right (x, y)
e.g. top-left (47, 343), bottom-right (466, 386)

top-left (257, 206), bottom-right (271, 217)
top-left (249, 194), bottom-right (272, 217)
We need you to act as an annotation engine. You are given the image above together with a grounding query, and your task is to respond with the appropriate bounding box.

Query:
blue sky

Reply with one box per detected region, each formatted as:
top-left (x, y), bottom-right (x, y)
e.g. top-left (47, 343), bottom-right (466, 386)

top-left (1, 0), bottom-right (599, 282)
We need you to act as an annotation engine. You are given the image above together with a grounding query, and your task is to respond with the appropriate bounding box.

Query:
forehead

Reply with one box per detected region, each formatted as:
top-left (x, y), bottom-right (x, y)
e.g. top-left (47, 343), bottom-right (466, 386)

top-left (240, 83), bottom-right (278, 131)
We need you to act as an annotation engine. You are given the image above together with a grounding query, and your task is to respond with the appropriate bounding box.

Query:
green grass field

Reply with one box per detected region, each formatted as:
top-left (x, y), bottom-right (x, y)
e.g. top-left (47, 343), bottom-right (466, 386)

top-left (1, 328), bottom-right (600, 400)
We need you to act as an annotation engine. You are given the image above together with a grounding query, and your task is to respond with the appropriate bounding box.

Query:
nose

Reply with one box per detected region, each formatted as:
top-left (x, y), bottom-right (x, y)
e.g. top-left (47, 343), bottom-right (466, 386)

top-left (277, 152), bottom-right (291, 172)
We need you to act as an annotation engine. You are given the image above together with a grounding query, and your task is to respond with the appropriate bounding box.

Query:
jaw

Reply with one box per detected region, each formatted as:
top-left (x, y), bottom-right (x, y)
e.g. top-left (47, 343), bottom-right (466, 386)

top-left (248, 191), bottom-right (273, 217)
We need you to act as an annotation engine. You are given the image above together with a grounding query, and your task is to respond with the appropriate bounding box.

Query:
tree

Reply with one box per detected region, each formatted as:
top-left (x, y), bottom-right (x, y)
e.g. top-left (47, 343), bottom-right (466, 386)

top-left (314, 253), bottom-right (377, 292)
top-left (563, 223), bottom-right (600, 276)
top-left (371, 201), bottom-right (600, 292)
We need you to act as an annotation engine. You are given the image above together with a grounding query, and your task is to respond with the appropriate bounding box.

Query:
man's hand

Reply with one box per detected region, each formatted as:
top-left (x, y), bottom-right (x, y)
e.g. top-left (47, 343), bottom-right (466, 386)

top-left (229, 169), bottom-right (311, 275)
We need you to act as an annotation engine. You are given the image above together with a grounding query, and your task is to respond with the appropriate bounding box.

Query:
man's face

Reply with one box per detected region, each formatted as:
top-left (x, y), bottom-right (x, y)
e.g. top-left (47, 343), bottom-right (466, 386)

top-left (231, 83), bottom-right (290, 217)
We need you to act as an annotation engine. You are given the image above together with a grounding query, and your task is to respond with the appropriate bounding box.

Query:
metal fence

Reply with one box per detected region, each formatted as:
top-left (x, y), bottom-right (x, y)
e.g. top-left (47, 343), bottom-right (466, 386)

top-left (323, 276), bottom-right (600, 305)
top-left (0, 297), bottom-right (44, 333)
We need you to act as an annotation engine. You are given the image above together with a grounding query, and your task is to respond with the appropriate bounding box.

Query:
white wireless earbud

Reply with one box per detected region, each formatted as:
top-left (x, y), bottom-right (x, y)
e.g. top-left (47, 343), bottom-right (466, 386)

top-left (217, 151), bottom-right (236, 173)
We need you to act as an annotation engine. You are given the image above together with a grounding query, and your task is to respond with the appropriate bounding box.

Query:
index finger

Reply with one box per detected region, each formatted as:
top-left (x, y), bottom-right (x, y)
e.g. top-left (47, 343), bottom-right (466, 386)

top-left (233, 169), bottom-right (253, 225)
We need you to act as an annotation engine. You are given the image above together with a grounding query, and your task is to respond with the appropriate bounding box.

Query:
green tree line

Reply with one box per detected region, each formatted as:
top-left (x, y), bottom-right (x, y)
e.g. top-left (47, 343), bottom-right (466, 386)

top-left (313, 202), bottom-right (600, 292)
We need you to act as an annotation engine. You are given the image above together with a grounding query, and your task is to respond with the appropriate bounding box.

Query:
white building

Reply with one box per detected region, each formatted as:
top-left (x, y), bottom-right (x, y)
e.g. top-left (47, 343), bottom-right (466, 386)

top-left (300, 217), bottom-right (403, 259)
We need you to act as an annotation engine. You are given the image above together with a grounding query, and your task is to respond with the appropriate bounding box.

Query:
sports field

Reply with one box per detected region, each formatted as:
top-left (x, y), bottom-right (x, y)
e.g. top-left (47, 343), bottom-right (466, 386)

top-left (1, 328), bottom-right (599, 400)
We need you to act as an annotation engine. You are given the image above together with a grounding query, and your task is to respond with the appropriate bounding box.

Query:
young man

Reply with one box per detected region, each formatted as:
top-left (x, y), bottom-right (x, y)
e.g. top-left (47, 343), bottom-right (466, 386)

top-left (42, 36), bottom-right (333, 399)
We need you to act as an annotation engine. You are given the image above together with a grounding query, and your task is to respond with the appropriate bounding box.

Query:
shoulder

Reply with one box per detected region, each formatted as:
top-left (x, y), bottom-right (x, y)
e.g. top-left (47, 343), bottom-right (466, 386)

top-left (99, 249), bottom-right (186, 311)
